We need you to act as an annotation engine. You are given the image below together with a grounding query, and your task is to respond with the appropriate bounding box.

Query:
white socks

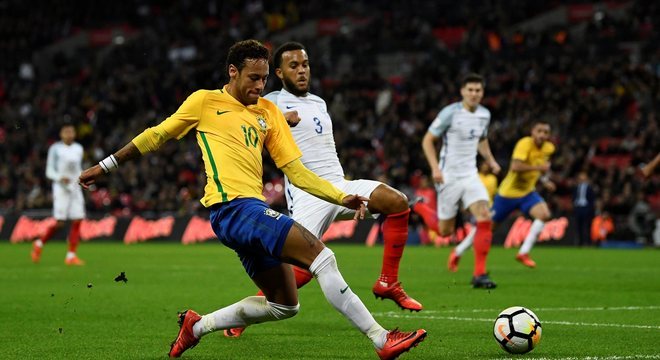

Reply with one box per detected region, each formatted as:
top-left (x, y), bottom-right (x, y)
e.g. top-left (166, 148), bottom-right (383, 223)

top-left (454, 227), bottom-right (476, 256)
top-left (192, 296), bottom-right (299, 338)
top-left (519, 219), bottom-right (545, 255)
top-left (310, 247), bottom-right (387, 349)
top-left (190, 247), bottom-right (388, 349)
top-left (66, 251), bottom-right (76, 259)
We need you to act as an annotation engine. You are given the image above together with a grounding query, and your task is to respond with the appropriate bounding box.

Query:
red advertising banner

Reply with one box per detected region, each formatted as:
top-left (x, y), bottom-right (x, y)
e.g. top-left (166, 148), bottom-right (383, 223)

top-left (10, 216), bottom-right (57, 243)
top-left (123, 216), bottom-right (175, 244)
top-left (80, 217), bottom-right (117, 241)
top-left (504, 216), bottom-right (568, 248)
top-left (181, 216), bottom-right (215, 245)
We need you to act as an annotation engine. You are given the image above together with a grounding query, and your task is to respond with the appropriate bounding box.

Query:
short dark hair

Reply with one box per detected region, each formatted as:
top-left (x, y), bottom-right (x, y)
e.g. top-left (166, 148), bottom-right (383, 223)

top-left (273, 42), bottom-right (306, 69)
top-left (461, 73), bottom-right (484, 87)
top-left (60, 122), bottom-right (75, 130)
top-left (532, 120), bottom-right (551, 128)
top-left (226, 40), bottom-right (270, 73)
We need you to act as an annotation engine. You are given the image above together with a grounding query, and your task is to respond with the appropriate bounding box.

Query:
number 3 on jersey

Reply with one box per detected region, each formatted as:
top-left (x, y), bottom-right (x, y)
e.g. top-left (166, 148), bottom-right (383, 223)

top-left (313, 117), bottom-right (323, 134)
top-left (241, 125), bottom-right (259, 147)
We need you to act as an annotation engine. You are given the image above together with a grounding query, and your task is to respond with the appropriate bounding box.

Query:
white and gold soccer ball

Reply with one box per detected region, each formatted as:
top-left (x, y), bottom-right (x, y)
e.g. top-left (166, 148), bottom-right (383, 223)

top-left (493, 306), bottom-right (542, 354)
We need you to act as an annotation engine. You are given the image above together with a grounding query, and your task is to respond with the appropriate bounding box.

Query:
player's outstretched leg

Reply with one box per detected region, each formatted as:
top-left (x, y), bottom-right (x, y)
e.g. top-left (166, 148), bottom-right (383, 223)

top-left (373, 215), bottom-right (423, 311)
top-left (516, 219), bottom-right (544, 268)
top-left (65, 220), bottom-right (84, 266)
top-left (223, 266), bottom-right (312, 338)
top-left (448, 226), bottom-right (476, 272)
top-left (471, 220), bottom-right (496, 289)
top-left (309, 247), bottom-right (427, 358)
top-left (31, 221), bottom-right (60, 263)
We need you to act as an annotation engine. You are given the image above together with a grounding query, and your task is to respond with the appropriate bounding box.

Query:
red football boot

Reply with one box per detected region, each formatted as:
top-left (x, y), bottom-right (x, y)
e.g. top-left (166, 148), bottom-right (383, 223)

top-left (376, 328), bottom-right (427, 360)
top-left (447, 250), bottom-right (460, 272)
top-left (516, 253), bottom-right (536, 268)
top-left (31, 243), bottom-right (42, 263)
top-left (169, 310), bottom-right (202, 358)
top-left (223, 327), bottom-right (245, 338)
top-left (373, 281), bottom-right (422, 312)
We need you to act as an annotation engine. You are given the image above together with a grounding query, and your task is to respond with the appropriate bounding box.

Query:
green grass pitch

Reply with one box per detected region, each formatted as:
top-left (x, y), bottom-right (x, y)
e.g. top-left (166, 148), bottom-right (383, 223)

top-left (1, 242), bottom-right (659, 359)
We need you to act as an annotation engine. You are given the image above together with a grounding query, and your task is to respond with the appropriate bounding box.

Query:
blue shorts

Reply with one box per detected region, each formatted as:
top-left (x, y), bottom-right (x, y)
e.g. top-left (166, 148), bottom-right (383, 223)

top-left (209, 198), bottom-right (295, 278)
top-left (491, 192), bottom-right (544, 223)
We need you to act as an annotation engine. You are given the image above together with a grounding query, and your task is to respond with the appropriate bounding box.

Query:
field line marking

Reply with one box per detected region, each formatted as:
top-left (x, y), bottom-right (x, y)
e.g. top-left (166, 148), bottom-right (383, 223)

top-left (409, 305), bottom-right (660, 314)
top-left (373, 312), bottom-right (660, 330)
top-left (494, 356), bottom-right (660, 360)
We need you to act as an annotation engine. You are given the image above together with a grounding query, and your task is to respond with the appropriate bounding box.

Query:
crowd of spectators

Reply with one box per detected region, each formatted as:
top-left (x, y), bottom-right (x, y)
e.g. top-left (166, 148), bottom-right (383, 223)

top-left (0, 0), bottom-right (658, 242)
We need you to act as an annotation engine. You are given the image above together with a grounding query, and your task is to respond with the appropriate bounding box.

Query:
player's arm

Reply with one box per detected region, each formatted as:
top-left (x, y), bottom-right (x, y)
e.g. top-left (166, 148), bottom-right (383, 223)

top-left (79, 91), bottom-right (204, 188)
top-left (509, 159), bottom-right (550, 173)
top-left (423, 106), bottom-right (452, 184)
top-left (477, 138), bottom-right (501, 174)
top-left (421, 131), bottom-right (442, 181)
top-left (508, 139), bottom-right (550, 173)
top-left (641, 152), bottom-right (660, 178)
top-left (280, 159), bottom-right (368, 220)
top-left (45, 146), bottom-right (61, 182)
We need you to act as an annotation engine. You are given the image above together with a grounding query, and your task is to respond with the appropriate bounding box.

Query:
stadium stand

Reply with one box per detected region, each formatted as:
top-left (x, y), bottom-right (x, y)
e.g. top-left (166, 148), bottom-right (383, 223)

top-left (0, 0), bottom-right (657, 242)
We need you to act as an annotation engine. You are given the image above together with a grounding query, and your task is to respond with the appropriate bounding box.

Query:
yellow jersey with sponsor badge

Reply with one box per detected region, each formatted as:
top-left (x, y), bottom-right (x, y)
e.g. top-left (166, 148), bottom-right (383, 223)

top-left (498, 136), bottom-right (555, 198)
top-left (132, 86), bottom-right (302, 207)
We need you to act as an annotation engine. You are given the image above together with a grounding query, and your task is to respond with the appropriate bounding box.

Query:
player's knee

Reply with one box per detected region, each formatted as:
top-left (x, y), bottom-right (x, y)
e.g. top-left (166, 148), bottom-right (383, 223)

top-left (537, 212), bottom-right (552, 222)
top-left (267, 301), bottom-right (300, 320)
top-left (309, 247), bottom-right (336, 276)
top-left (438, 225), bottom-right (453, 237)
top-left (390, 192), bottom-right (409, 212)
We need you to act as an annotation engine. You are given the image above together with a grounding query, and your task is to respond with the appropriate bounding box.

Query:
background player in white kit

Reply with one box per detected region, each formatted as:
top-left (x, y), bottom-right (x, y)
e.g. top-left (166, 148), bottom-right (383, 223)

top-left (416, 73), bottom-right (501, 288)
top-left (31, 123), bottom-right (86, 265)
top-left (224, 42), bottom-right (422, 338)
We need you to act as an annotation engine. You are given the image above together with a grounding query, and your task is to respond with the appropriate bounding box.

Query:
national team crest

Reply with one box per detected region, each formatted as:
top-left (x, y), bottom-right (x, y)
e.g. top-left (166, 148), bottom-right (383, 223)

top-left (264, 208), bottom-right (282, 220)
top-left (256, 115), bottom-right (267, 133)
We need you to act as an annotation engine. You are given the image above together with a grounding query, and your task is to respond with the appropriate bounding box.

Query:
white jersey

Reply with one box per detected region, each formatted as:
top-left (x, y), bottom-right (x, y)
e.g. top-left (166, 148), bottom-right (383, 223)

top-left (265, 89), bottom-right (383, 230)
top-left (428, 102), bottom-right (491, 180)
top-left (46, 141), bottom-right (84, 192)
top-left (264, 89), bottom-right (344, 183)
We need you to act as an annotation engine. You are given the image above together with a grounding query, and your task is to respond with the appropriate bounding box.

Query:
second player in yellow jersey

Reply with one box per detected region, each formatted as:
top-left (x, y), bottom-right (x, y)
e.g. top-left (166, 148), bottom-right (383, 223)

top-left (491, 121), bottom-right (557, 268)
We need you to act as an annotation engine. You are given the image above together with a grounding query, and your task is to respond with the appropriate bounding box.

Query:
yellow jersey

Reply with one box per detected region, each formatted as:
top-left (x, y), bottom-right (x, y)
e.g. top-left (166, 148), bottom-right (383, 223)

top-left (478, 172), bottom-right (498, 205)
top-left (498, 136), bottom-right (555, 198)
top-left (132, 86), bottom-right (302, 207)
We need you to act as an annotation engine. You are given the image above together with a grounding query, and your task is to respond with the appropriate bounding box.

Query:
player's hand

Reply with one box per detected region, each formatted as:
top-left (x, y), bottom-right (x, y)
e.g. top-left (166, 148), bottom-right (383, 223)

top-left (342, 194), bottom-right (369, 220)
top-left (284, 111), bottom-right (301, 127)
top-left (543, 180), bottom-right (556, 192)
top-left (60, 177), bottom-right (71, 185)
top-left (489, 160), bottom-right (501, 175)
top-left (79, 165), bottom-right (105, 190)
top-left (432, 168), bottom-right (444, 184)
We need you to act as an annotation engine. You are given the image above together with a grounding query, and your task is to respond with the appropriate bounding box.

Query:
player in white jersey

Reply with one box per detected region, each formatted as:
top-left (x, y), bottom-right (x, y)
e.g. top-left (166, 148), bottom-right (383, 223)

top-left (223, 42), bottom-right (422, 338)
top-left (31, 123), bottom-right (86, 265)
top-left (415, 73), bottom-right (500, 288)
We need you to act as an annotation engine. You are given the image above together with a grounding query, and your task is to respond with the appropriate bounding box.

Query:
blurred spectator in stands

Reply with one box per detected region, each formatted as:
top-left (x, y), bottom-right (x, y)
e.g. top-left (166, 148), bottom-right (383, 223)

top-left (591, 210), bottom-right (614, 243)
top-left (572, 171), bottom-right (596, 246)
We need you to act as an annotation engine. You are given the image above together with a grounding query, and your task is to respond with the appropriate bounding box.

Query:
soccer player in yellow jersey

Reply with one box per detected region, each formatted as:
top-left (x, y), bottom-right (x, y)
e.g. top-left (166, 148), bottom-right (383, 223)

top-left (491, 121), bottom-right (556, 268)
top-left (478, 162), bottom-right (498, 204)
top-left (78, 40), bottom-right (425, 360)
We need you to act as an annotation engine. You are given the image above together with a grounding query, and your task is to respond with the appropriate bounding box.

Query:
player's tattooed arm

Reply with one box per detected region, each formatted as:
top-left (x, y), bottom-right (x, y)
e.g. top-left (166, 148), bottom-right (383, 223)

top-left (79, 142), bottom-right (142, 189)
top-left (113, 141), bottom-right (142, 164)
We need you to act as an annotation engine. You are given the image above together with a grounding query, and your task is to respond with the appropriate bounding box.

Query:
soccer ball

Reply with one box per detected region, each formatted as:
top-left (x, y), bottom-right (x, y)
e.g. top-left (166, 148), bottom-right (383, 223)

top-left (493, 306), bottom-right (542, 354)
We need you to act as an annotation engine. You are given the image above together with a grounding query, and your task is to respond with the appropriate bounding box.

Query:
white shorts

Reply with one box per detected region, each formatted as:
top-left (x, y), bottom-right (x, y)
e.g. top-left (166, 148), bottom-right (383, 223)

top-left (435, 174), bottom-right (489, 220)
top-left (53, 185), bottom-right (86, 220)
top-left (286, 178), bottom-right (381, 238)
